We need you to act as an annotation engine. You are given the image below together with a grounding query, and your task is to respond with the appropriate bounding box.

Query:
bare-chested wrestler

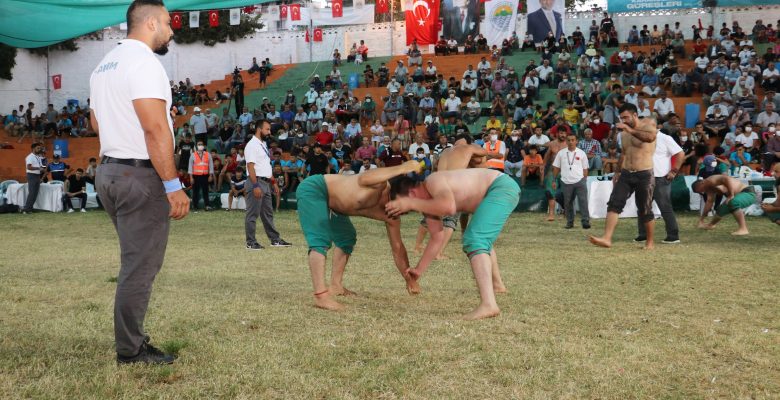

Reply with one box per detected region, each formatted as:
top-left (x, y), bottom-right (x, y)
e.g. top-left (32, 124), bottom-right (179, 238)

top-left (693, 174), bottom-right (756, 235)
top-left (543, 129), bottom-right (568, 221)
top-left (386, 168), bottom-right (520, 320)
top-left (296, 160), bottom-right (423, 311)
top-left (589, 103), bottom-right (658, 249)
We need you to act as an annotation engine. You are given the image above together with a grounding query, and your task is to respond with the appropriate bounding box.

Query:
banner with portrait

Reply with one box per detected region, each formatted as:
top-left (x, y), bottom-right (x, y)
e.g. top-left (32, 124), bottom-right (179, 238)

top-left (484, 0), bottom-right (519, 46)
top-left (441, 0), bottom-right (480, 43)
top-left (526, 0), bottom-right (566, 44)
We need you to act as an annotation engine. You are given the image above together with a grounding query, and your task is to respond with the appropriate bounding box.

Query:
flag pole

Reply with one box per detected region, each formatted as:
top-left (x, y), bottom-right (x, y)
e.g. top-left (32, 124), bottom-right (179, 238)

top-left (390, 0), bottom-right (395, 56)
top-left (46, 47), bottom-right (51, 105)
top-left (309, 6), bottom-right (313, 63)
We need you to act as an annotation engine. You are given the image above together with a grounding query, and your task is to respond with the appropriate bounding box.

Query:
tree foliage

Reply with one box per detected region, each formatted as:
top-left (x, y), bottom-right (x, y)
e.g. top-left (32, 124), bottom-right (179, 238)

top-left (0, 44), bottom-right (18, 81)
top-left (172, 11), bottom-right (264, 47)
top-left (28, 39), bottom-right (79, 57)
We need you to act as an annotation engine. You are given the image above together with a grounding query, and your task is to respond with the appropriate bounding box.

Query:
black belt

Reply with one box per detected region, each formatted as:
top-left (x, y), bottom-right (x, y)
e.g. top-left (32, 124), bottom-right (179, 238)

top-left (258, 177), bottom-right (272, 182)
top-left (101, 156), bottom-right (153, 168)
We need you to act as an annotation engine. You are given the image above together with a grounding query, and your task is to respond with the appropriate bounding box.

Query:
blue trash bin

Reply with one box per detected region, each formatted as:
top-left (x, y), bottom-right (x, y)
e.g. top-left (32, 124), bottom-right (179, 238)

top-left (67, 99), bottom-right (79, 109)
top-left (684, 103), bottom-right (700, 128)
top-left (53, 139), bottom-right (69, 158)
top-left (348, 73), bottom-right (359, 89)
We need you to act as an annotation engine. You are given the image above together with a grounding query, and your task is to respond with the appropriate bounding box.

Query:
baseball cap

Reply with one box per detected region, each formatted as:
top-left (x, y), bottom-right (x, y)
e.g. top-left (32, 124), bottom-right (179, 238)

top-left (703, 155), bottom-right (716, 172)
top-left (193, 107), bottom-right (201, 112)
top-left (322, 122), bottom-right (329, 126)
top-left (314, 74), bottom-right (320, 78)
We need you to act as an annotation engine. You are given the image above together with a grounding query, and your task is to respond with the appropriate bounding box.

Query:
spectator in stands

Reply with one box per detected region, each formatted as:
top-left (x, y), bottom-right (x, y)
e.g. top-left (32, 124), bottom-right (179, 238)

top-left (443, 90), bottom-right (462, 119)
top-left (47, 154), bottom-right (69, 182)
top-left (577, 128), bottom-right (602, 175)
top-left (728, 144), bottom-right (752, 173)
top-left (521, 144), bottom-right (544, 186)
top-left (225, 166), bottom-right (246, 212)
top-left (62, 168), bottom-right (88, 213)
top-left (757, 102), bottom-right (780, 129)
top-left (653, 92), bottom-right (675, 122)
top-left (189, 140), bottom-right (214, 211)
top-left (736, 122), bottom-right (760, 158)
top-left (307, 104), bottom-right (323, 134)
top-left (394, 61), bottom-right (409, 85)
top-left (407, 43), bottom-right (422, 67)
top-left (379, 138), bottom-right (407, 167)
top-left (464, 96), bottom-right (481, 124)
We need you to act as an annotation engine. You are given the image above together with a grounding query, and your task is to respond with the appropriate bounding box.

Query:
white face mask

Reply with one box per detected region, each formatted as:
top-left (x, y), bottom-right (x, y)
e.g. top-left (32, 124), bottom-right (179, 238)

top-left (593, 119), bottom-right (600, 124)
top-left (745, 127), bottom-right (752, 132)
top-left (710, 161), bottom-right (718, 168)
top-left (197, 145), bottom-right (205, 151)
top-left (770, 127), bottom-right (776, 133)
top-left (521, 94), bottom-right (527, 98)
top-left (563, 79), bottom-right (569, 82)
top-left (366, 99), bottom-right (371, 102)
top-left (680, 136), bottom-right (688, 142)
top-left (511, 136), bottom-right (519, 141)
top-left (490, 135), bottom-right (498, 142)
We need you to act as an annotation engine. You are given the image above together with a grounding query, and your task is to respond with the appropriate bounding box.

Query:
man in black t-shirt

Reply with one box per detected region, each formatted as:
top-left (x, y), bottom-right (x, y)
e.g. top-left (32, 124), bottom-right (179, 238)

top-left (63, 168), bottom-right (88, 213)
top-left (177, 133), bottom-right (194, 171)
top-left (305, 144), bottom-right (330, 176)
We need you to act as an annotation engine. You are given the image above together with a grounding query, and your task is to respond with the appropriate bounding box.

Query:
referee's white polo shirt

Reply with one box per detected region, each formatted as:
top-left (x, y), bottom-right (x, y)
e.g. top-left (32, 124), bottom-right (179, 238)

top-left (89, 39), bottom-right (174, 160)
top-left (245, 136), bottom-right (273, 179)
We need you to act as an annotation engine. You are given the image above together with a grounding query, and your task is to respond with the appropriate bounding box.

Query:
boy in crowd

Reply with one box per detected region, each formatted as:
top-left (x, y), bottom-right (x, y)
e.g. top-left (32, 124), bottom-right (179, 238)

top-left (227, 166), bottom-right (246, 212)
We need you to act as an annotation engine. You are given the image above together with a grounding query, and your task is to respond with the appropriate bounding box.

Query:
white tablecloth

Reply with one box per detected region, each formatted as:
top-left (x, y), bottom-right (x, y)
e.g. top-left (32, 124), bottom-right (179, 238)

top-left (587, 180), bottom-right (662, 219)
top-left (5, 183), bottom-right (64, 212)
top-left (220, 193), bottom-right (247, 210)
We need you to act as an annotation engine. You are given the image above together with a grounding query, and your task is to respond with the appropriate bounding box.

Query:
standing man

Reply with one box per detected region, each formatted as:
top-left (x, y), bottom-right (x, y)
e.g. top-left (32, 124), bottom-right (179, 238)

top-left (527, 0), bottom-right (563, 44)
top-left (589, 103), bottom-right (658, 249)
top-left (22, 142), bottom-right (46, 214)
top-left (483, 129), bottom-right (506, 171)
top-left (89, 0), bottom-right (189, 365)
top-left (189, 107), bottom-right (208, 144)
top-left (245, 120), bottom-right (292, 250)
top-left (693, 175), bottom-right (755, 235)
top-left (188, 140), bottom-right (214, 211)
top-left (635, 130), bottom-right (684, 244)
top-left (552, 134), bottom-right (591, 229)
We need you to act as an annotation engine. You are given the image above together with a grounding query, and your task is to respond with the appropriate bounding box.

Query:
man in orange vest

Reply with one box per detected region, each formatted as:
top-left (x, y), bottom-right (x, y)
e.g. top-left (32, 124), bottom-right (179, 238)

top-left (188, 140), bottom-right (215, 211)
top-left (483, 128), bottom-right (506, 171)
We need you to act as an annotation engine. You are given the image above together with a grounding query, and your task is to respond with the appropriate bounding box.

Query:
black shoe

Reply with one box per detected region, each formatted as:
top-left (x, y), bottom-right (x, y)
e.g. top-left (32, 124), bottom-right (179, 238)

top-left (633, 236), bottom-right (647, 242)
top-left (246, 243), bottom-right (264, 250)
top-left (564, 223), bottom-right (574, 229)
top-left (662, 238), bottom-right (681, 244)
top-left (271, 239), bottom-right (292, 247)
top-left (117, 342), bottom-right (176, 365)
top-left (582, 222), bottom-right (591, 229)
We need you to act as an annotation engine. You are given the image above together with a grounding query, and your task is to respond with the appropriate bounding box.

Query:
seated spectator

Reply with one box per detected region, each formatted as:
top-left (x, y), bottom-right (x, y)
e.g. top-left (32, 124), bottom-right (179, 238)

top-left (358, 158), bottom-right (378, 174)
top-left (653, 92), bottom-right (675, 121)
top-left (535, 59), bottom-right (555, 88)
top-left (464, 97), bottom-right (481, 124)
top-left (464, 35), bottom-right (477, 54)
top-left (379, 138), bottom-right (407, 167)
top-left (447, 37), bottom-right (459, 55)
top-left (735, 122), bottom-right (760, 158)
top-left (627, 26), bottom-right (639, 45)
top-left (578, 128), bottom-right (603, 175)
top-left (603, 145), bottom-right (620, 173)
top-left (523, 70), bottom-right (540, 100)
top-left (521, 145), bottom-right (545, 186)
top-left (407, 44), bottom-right (422, 67)
top-left (435, 36), bottom-right (448, 56)
top-left (728, 144), bottom-right (753, 172)
top-left (48, 154), bottom-right (70, 182)
top-left (756, 102), bottom-right (780, 129)
top-left (62, 168), bottom-right (88, 213)
top-left (527, 126), bottom-right (551, 157)
top-left (226, 166), bottom-right (246, 211)
top-left (460, 75), bottom-right (477, 98)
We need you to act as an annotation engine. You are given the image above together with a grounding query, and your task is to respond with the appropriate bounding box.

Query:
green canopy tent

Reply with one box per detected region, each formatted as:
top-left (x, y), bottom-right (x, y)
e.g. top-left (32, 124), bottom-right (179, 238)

top-left (0, 0), bottom-right (272, 48)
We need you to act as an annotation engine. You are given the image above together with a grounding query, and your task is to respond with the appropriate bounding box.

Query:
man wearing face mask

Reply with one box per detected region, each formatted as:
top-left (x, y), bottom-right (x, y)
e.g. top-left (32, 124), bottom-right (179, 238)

top-left (89, 0), bottom-right (190, 364)
top-left (483, 129), bottom-right (506, 171)
top-left (21, 142), bottom-right (46, 214)
top-left (763, 125), bottom-right (780, 174)
top-left (188, 141), bottom-right (214, 211)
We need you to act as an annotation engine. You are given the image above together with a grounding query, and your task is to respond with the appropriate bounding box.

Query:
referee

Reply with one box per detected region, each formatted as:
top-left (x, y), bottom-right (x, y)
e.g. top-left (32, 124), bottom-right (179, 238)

top-left (89, 0), bottom-right (189, 365)
top-left (245, 120), bottom-right (292, 249)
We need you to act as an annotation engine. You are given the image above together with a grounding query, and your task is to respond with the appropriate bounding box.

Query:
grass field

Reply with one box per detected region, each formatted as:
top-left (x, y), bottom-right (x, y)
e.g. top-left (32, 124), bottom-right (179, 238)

top-left (1, 210), bottom-right (778, 399)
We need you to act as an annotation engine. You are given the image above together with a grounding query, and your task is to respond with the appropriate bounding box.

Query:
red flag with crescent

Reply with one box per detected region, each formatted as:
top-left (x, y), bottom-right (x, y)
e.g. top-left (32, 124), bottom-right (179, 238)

top-left (376, 0), bottom-right (389, 13)
top-left (280, 5), bottom-right (288, 19)
top-left (52, 74), bottom-right (62, 90)
top-left (171, 12), bottom-right (182, 29)
top-left (290, 4), bottom-right (301, 21)
top-left (208, 10), bottom-right (219, 27)
top-left (313, 28), bottom-right (323, 42)
top-left (332, 0), bottom-right (343, 17)
top-left (305, 28), bottom-right (310, 42)
top-left (405, 0), bottom-right (439, 45)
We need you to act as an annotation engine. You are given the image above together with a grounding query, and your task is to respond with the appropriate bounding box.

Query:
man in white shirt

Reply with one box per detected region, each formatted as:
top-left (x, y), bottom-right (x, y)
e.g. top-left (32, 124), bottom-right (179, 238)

top-left (21, 142), bottom-right (46, 213)
top-left (635, 131), bottom-right (684, 243)
top-left (408, 134), bottom-right (430, 156)
top-left (189, 107), bottom-right (208, 143)
top-left (443, 91), bottom-right (462, 118)
top-left (477, 57), bottom-right (491, 73)
top-left (344, 118), bottom-right (362, 140)
top-left (762, 62), bottom-right (779, 91)
top-left (464, 97), bottom-right (481, 123)
top-left (89, 0), bottom-right (189, 365)
top-left (535, 59), bottom-right (554, 88)
top-left (618, 46), bottom-right (633, 63)
top-left (694, 55), bottom-right (710, 72)
top-left (304, 86), bottom-right (319, 106)
top-left (460, 76), bottom-right (477, 98)
top-left (623, 86), bottom-right (639, 107)
top-left (756, 102), bottom-right (780, 129)
top-left (552, 133), bottom-right (590, 229)
top-left (653, 92), bottom-right (675, 121)
top-left (463, 65), bottom-right (478, 80)
top-left (245, 120), bottom-right (291, 250)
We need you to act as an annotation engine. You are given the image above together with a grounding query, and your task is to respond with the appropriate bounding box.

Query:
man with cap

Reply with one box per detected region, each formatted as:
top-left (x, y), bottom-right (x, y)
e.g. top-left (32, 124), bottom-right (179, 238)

top-left (310, 74), bottom-right (324, 92)
top-left (89, 0), bottom-right (190, 364)
top-left (189, 107), bottom-right (208, 143)
top-left (394, 61), bottom-right (409, 85)
top-left (314, 122), bottom-right (334, 146)
top-left (382, 90), bottom-right (404, 125)
top-left (48, 154), bottom-right (70, 182)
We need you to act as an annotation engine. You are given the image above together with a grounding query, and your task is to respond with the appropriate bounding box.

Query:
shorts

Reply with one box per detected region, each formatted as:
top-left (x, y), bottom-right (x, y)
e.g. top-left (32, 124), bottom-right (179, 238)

top-left (419, 213), bottom-right (460, 230)
top-left (295, 175), bottom-right (357, 256)
top-left (463, 174), bottom-right (520, 257)
top-left (607, 169), bottom-right (655, 223)
top-left (543, 166), bottom-right (560, 200)
top-left (716, 187), bottom-right (756, 217)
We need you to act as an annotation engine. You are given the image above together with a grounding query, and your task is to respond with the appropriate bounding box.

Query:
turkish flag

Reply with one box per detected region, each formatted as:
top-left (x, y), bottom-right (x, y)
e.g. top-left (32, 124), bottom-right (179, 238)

top-left (305, 29), bottom-right (310, 43)
top-left (52, 74), bottom-right (62, 90)
top-left (171, 12), bottom-right (182, 30)
top-left (208, 10), bottom-right (219, 27)
top-left (332, 0), bottom-right (343, 17)
top-left (405, 0), bottom-right (439, 45)
top-left (280, 5), bottom-right (288, 19)
top-left (376, 0), bottom-right (389, 13)
top-left (290, 4), bottom-right (301, 21)
top-left (313, 28), bottom-right (323, 42)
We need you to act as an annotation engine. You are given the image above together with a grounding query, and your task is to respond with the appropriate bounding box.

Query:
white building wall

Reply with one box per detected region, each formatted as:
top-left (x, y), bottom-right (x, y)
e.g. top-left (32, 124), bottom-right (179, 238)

top-left (1, 6), bottom-right (776, 113)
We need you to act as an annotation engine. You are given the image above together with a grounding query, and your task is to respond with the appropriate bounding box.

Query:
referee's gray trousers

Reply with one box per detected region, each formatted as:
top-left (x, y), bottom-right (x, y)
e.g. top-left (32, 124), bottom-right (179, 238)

top-left (638, 176), bottom-right (679, 240)
top-left (96, 163), bottom-right (170, 357)
top-left (245, 179), bottom-right (280, 245)
top-left (562, 178), bottom-right (590, 225)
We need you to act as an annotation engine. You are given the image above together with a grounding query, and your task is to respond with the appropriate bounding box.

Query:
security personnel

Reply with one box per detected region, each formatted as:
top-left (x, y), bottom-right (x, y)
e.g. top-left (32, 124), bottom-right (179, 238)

top-left (89, 0), bottom-right (189, 365)
top-left (484, 128), bottom-right (506, 171)
top-left (188, 140), bottom-right (214, 211)
top-left (245, 120), bottom-right (291, 250)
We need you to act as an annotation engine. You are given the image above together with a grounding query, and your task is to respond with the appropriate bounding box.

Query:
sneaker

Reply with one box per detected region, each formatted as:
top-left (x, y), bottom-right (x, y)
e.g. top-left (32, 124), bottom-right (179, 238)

top-left (662, 238), bottom-right (681, 244)
top-left (67, 209), bottom-right (74, 213)
top-left (271, 239), bottom-right (292, 247)
top-left (246, 243), bottom-right (264, 251)
top-left (564, 223), bottom-right (574, 229)
top-left (117, 342), bottom-right (176, 365)
top-left (205, 206), bottom-right (213, 211)
top-left (80, 209), bottom-right (87, 213)
top-left (582, 222), bottom-right (591, 229)
top-left (633, 236), bottom-right (647, 242)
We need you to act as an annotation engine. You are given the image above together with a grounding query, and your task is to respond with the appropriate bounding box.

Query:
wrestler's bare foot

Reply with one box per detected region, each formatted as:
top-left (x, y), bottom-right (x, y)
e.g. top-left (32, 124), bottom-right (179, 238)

top-left (462, 304), bottom-right (500, 320)
top-left (330, 285), bottom-right (357, 296)
top-left (406, 279), bottom-right (421, 295)
top-left (589, 235), bottom-right (612, 248)
top-left (313, 293), bottom-right (345, 311)
top-left (731, 228), bottom-right (749, 236)
top-left (643, 242), bottom-right (655, 250)
top-left (546, 215), bottom-right (555, 222)
top-left (493, 283), bottom-right (508, 294)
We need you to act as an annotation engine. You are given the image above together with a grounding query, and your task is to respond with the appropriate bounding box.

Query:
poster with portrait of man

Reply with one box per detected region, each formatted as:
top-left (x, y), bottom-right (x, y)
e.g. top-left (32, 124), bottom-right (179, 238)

top-left (526, 0), bottom-right (565, 44)
top-left (442, 0), bottom-right (479, 43)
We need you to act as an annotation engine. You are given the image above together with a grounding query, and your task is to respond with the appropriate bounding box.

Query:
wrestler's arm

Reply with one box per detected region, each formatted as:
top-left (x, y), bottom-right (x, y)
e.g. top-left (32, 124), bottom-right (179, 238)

top-left (384, 218), bottom-right (411, 277)
top-left (616, 120), bottom-right (657, 143)
top-left (358, 160), bottom-right (420, 187)
top-left (412, 217), bottom-right (446, 277)
top-left (386, 177), bottom-right (456, 218)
